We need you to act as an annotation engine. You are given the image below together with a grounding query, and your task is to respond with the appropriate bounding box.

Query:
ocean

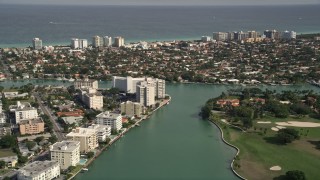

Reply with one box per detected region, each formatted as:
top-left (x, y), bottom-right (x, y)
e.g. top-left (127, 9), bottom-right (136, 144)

top-left (0, 4), bottom-right (320, 48)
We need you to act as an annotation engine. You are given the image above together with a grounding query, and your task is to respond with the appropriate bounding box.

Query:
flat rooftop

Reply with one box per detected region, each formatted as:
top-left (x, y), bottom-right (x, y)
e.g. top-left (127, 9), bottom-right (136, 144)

top-left (19, 161), bottom-right (59, 177)
top-left (51, 141), bottom-right (80, 152)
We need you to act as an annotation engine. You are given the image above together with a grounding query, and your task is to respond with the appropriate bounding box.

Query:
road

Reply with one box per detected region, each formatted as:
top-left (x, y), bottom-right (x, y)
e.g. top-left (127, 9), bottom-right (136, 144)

top-left (34, 93), bottom-right (65, 141)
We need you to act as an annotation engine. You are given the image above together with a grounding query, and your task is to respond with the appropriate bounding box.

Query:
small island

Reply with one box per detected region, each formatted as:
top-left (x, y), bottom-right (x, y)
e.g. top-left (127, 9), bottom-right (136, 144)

top-left (201, 88), bottom-right (320, 180)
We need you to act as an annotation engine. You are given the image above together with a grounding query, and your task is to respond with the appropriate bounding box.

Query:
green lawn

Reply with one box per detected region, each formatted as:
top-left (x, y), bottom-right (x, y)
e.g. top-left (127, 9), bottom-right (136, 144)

top-left (217, 120), bottom-right (320, 180)
top-left (0, 149), bottom-right (16, 158)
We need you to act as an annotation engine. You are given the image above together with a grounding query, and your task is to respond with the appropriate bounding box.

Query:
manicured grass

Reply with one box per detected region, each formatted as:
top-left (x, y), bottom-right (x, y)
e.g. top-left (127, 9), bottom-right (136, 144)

top-left (218, 120), bottom-right (320, 180)
top-left (0, 149), bottom-right (16, 158)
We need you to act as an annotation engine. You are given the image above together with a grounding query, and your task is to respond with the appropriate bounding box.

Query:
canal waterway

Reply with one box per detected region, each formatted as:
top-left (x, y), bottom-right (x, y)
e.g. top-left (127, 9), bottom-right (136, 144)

top-left (1, 80), bottom-right (319, 179)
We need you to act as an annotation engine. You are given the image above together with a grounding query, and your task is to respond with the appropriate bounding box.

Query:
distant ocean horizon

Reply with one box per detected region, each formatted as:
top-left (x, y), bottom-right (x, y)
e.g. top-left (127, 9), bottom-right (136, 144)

top-left (0, 4), bottom-right (320, 48)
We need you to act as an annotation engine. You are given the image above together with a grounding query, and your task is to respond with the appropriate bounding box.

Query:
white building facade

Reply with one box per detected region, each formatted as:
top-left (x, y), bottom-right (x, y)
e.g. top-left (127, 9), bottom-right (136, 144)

top-left (136, 81), bottom-right (155, 107)
top-left (88, 124), bottom-right (111, 142)
top-left (96, 111), bottom-right (122, 131)
top-left (50, 141), bottom-right (80, 170)
top-left (17, 161), bottom-right (60, 180)
top-left (66, 128), bottom-right (98, 152)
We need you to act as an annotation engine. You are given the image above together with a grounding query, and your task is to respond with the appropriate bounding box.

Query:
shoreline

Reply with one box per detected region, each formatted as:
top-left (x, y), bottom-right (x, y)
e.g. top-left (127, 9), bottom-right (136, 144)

top-left (209, 119), bottom-right (246, 180)
top-left (68, 95), bottom-right (171, 180)
top-left (1, 31), bottom-right (320, 49)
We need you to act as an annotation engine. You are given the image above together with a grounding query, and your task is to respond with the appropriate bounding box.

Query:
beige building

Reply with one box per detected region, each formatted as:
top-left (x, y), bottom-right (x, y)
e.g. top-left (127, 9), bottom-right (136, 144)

top-left (81, 88), bottom-right (103, 110)
top-left (50, 141), bottom-right (80, 170)
top-left (0, 156), bottom-right (18, 168)
top-left (17, 161), bottom-right (60, 180)
top-left (120, 101), bottom-right (143, 117)
top-left (19, 118), bottom-right (44, 135)
top-left (114, 36), bottom-right (124, 47)
top-left (74, 78), bottom-right (98, 89)
top-left (66, 127), bottom-right (98, 152)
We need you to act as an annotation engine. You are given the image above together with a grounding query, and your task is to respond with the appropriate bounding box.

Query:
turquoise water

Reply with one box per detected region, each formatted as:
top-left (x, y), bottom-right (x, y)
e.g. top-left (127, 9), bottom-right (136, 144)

top-left (2, 80), bottom-right (320, 179)
top-left (79, 159), bottom-right (87, 165)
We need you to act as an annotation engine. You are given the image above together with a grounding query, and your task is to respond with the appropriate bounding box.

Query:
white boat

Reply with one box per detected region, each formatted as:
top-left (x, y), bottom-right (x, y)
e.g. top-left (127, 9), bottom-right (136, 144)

top-left (56, 77), bottom-right (62, 81)
top-left (69, 78), bottom-right (75, 82)
top-left (82, 168), bottom-right (89, 171)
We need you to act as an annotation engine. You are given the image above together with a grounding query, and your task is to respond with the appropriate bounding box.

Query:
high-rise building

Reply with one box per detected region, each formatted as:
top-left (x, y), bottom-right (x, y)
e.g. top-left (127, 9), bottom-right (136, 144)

top-left (96, 111), bottom-right (122, 131)
top-left (80, 88), bottom-right (103, 110)
top-left (120, 101), bottom-right (143, 118)
top-left (71, 38), bottom-right (88, 49)
top-left (154, 79), bottom-right (166, 99)
top-left (92, 35), bottom-right (103, 48)
top-left (248, 31), bottom-right (259, 38)
top-left (114, 36), bottom-right (124, 47)
top-left (281, 31), bottom-right (297, 40)
top-left (136, 81), bottom-right (155, 107)
top-left (103, 36), bottom-right (112, 47)
top-left (213, 32), bottom-right (228, 41)
top-left (50, 141), bottom-right (80, 170)
top-left (112, 76), bottom-right (146, 94)
top-left (88, 124), bottom-right (111, 142)
top-left (264, 30), bottom-right (278, 39)
top-left (17, 161), bottom-right (60, 180)
top-left (66, 127), bottom-right (98, 152)
top-left (32, 38), bottom-right (42, 50)
top-left (201, 36), bottom-right (211, 42)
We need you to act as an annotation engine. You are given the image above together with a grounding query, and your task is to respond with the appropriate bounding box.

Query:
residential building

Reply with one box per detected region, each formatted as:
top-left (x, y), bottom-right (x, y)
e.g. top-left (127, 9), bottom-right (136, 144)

top-left (248, 31), bottom-right (259, 38)
top-left (136, 81), bottom-right (155, 107)
top-left (66, 127), bottom-right (98, 152)
top-left (201, 36), bottom-right (211, 42)
top-left (88, 124), bottom-right (111, 142)
top-left (0, 113), bottom-right (6, 124)
top-left (216, 99), bottom-right (240, 107)
top-left (114, 36), bottom-right (124, 47)
top-left (96, 111), bottom-right (122, 131)
top-left (112, 76), bottom-right (145, 93)
top-left (74, 78), bottom-right (98, 89)
top-left (213, 32), bottom-right (228, 41)
top-left (103, 36), bottom-right (112, 47)
top-left (154, 78), bottom-right (166, 99)
top-left (0, 156), bottom-right (18, 168)
top-left (281, 30), bottom-right (297, 40)
top-left (2, 91), bottom-right (29, 99)
top-left (32, 38), bottom-right (42, 50)
top-left (80, 88), bottom-right (103, 110)
top-left (19, 118), bottom-right (44, 135)
top-left (50, 141), bottom-right (80, 170)
top-left (17, 161), bottom-right (60, 180)
top-left (10, 101), bottom-right (38, 124)
top-left (92, 35), bottom-right (103, 47)
top-left (71, 38), bottom-right (88, 49)
top-left (120, 101), bottom-right (143, 118)
top-left (56, 109), bottom-right (84, 117)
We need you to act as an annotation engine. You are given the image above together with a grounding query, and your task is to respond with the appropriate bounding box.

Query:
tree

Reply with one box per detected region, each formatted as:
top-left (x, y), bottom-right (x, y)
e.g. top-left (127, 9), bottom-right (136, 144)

top-left (48, 135), bottom-right (58, 144)
top-left (285, 170), bottom-right (306, 180)
top-left (87, 152), bottom-right (95, 159)
top-left (18, 155), bottom-right (28, 164)
top-left (0, 160), bottom-right (6, 169)
top-left (34, 136), bottom-right (44, 143)
top-left (277, 128), bottom-right (300, 144)
top-left (0, 135), bottom-right (17, 148)
top-left (26, 141), bottom-right (36, 150)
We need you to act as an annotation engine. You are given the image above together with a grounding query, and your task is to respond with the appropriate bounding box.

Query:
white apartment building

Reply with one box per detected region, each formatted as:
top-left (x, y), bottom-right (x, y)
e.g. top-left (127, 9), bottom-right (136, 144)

top-left (32, 38), bottom-right (42, 50)
top-left (74, 78), bottom-right (98, 89)
top-left (9, 101), bottom-right (38, 124)
top-left (112, 76), bottom-right (145, 94)
top-left (96, 111), bottom-right (122, 131)
top-left (114, 36), bottom-right (124, 47)
top-left (136, 81), bottom-right (155, 107)
top-left (120, 101), bottom-right (143, 118)
top-left (281, 30), bottom-right (297, 40)
top-left (66, 127), bottom-right (98, 152)
top-left (103, 36), bottom-right (112, 47)
top-left (201, 36), bottom-right (211, 42)
top-left (92, 35), bottom-right (103, 47)
top-left (17, 161), bottom-right (60, 180)
top-left (88, 124), bottom-right (111, 142)
top-left (71, 38), bottom-right (88, 49)
top-left (213, 32), bottom-right (228, 41)
top-left (154, 78), bottom-right (166, 99)
top-left (50, 141), bottom-right (80, 170)
top-left (81, 88), bottom-right (103, 110)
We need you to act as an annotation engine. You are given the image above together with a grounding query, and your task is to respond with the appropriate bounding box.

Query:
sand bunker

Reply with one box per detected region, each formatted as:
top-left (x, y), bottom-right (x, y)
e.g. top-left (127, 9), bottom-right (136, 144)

top-left (276, 126), bottom-right (286, 129)
top-left (257, 121), bottom-right (271, 124)
top-left (276, 121), bottom-right (320, 128)
top-left (271, 127), bottom-right (279, 131)
top-left (270, 166), bottom-right (281, 171)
